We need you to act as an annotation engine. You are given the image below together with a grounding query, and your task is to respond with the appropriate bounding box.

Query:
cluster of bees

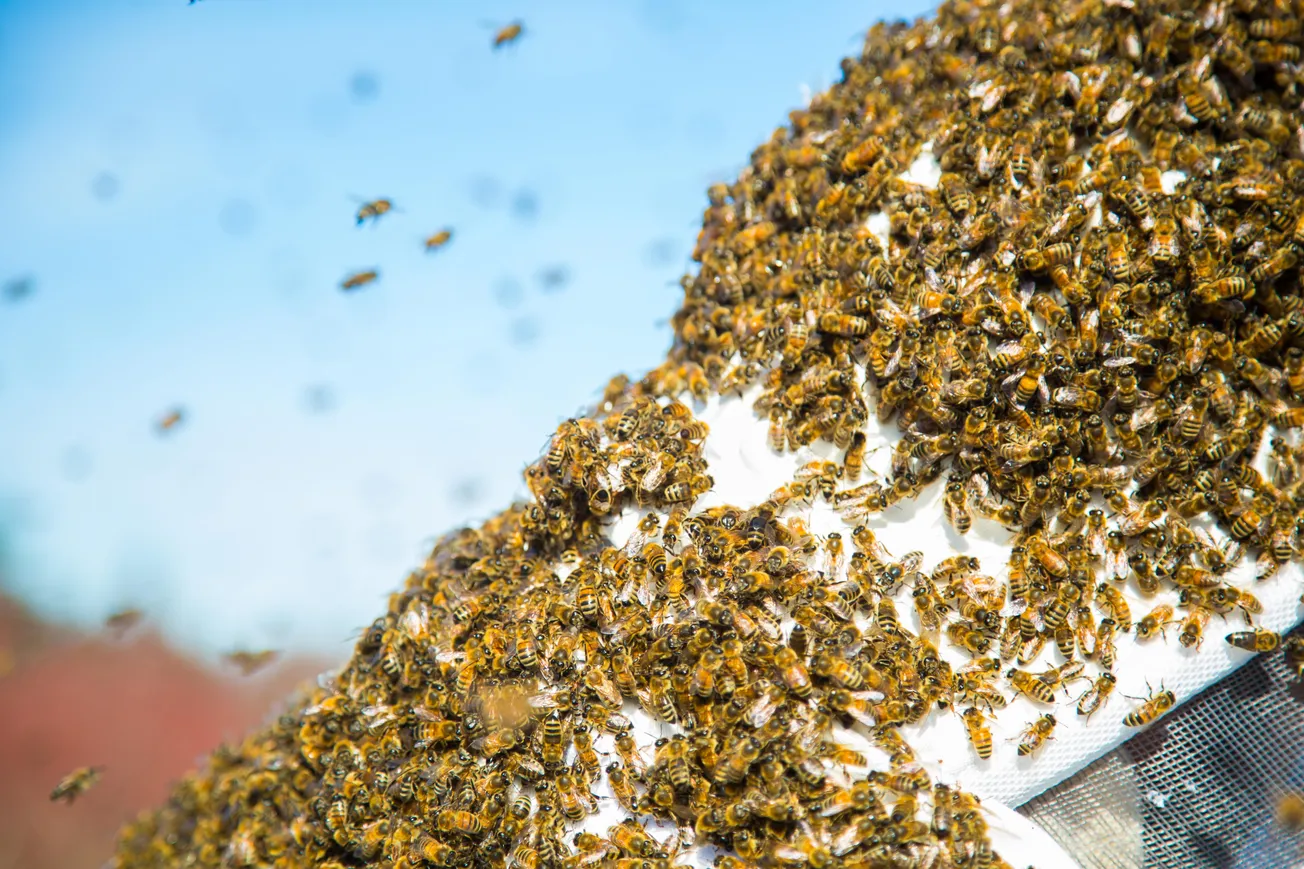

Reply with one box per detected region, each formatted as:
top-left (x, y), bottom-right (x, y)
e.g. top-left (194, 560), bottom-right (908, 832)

top-left (112, 0), bottom-right (1304, 866)
top-left (114, 392), bottom-right (1021, 868)
top-left (654, 0), bottom-right (1304, 733)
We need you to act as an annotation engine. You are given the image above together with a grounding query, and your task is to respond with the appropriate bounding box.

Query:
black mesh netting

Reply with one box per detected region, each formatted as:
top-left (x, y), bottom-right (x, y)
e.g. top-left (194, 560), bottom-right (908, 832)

top-left (1019, 623), bottom-right (1304, 869)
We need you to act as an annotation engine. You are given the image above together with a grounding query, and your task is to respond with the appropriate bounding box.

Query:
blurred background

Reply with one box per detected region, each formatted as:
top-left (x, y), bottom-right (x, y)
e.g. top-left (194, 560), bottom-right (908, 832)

top-left (0, 0), bottom-right (931, 865)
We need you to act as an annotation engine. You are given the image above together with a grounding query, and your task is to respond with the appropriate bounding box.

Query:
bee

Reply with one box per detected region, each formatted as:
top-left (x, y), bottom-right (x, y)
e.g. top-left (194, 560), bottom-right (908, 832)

top-left (424, 228), bottom-right (454, 251)
top-left (1123, 683), bottom-right (1176, 727)
top-left (1009, 130), bottom-right (1034, 188)
top-left (613, 731), bottom-right (649, 780)
top-left (1017, 714), bottom-right (1057, 756)
top-left (492, 21), bottom-right (524, 48)
top-left (572, 724), bottom-right (600, 773)
top-left (1028, 536), bottom-right (1069, 578)
top-left (355, 198), bottom-right (394, 225)
top-left (1279, 793), bottom-right (1304, 832)
top-left (1178, 607), bottom-right (1210, 650)
top-left (156, 408), bottom-right (185, 434)
top-left (1097, 618), bottom-right (1120, 669)
top-left (939, 172), bottom-right (974, 214)
top-left (818, 312), bottom-right (871, 337)
top-left (341, 269), bottom-right (379, 291)
top-left (774, 646), bottom-right (813, 699)
top-left (833, 434), bottom-right (868, 489)
top-left (962, 707), bottom-right (993, 759)
top-left (605, 763), bottom-right (639, 812)
top-left (554, 772), bottom-right (589, 822)
top-left (1135, 605), bottom-right (1174, 642)
top-left (414, 836), bottom-right (455, 866)
top-left (1117, 499), bottom-right (1166, 537)
top-left (1251, 40), bottom-right (1302, 63)
top-left (105, 607), bottom-right (144, 635)
top-left (1076, 672), bottom-right (1116, 720)
top-left (1287, 636), bottom-right (1304, 679)
top-left (1226, 628), bottom-right (1281, 653)
top-left (948, 622), bottom-right (992, 656)
top-left (1007, 668), bottom-right (1057, 704)
top-left (223, 649), bottom-right (279, 675)
top-left (50, 766), bottom-right (103, 803)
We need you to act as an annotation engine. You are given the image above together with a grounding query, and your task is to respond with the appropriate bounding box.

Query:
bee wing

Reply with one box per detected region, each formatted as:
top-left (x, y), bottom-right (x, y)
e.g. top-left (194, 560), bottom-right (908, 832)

top-left (883, 345), bottom-right (903, 380)
top-left (1106, 550), bottom-right (1129, 583)
top-left (1087, 526), bottom-right (1107, 559)
top-left (590, 671), bottom-right (622, 708)
top-left (746, 686), bottom-right (785, 728)
top-left (831, 824), bottom-right (867, 856)
top-left (411, 705), bottom-right (444, 723)
top-left (528, 688), bottom-right (567, 710)
top-left (1052, 386), bottom-right (1085, 407)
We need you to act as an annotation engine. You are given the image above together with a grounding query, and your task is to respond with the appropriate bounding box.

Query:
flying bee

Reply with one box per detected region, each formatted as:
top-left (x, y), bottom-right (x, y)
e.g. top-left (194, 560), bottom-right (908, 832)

top-left (1017, 714), bottom-right (1057, 756)
top-left (1123, 683), bottom-right (1176, 727)
top-left (424, 228), bottom-right (454, 251)
top-left (105, 607), bottom-right (145, 636)
top-left (155, 407), bottom-right (185, 434)
top-left (341, 269), bottom-right (379, 291)
top-left (223, 648), bottom-right (280, 675)
top-left (355, 198), bottom-right (395, 225)
top-left (50, 766), bottom-right (103, 803)
top-left (492, 21), bottom-right (525, 48)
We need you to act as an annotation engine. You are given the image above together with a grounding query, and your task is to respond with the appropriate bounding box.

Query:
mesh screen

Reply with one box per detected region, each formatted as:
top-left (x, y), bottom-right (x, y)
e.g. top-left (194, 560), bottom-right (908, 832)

top-left (1019, 622), bottom-right (1304, 869)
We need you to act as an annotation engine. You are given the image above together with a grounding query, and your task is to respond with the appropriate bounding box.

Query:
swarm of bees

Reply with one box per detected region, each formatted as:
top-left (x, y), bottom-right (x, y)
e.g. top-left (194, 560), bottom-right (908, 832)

top-left (113, 0), bottom-right (1304, 865)
top-left (113, 394), bottom-right (1009, 868)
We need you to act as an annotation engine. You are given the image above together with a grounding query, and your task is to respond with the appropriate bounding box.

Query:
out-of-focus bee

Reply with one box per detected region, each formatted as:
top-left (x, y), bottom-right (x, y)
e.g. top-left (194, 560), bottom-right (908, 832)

top-left (1286, 636), bottom-right (1304, 679)
top-left (1077, 672), bottom-right (1116, 720)
top-left (223, 649), bottom-right (280, 676)
top-left (492, 21), bottom-right (524, 48)
top-left (424, 228), bottom-right (454, 251)
top-left (156, 408), bottom-right (185, 434)
top-left (50, 766), bottom-right (103, 803)
top-left (105, 608), bottom-right (145, 636)
top-left (1278, 793), bottom-right (1304, 832)
top-left (356, 198), bottom-right (394, 225)
top-left (1017, 714), bottom-right (1057, 756)
top-left (341, 269), bottom-right (380, 291)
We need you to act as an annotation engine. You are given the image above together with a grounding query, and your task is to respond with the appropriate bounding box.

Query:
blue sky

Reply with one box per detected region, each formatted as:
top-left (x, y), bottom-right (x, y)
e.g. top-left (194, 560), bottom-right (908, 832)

top-left (0, 0), bottom-right (933, 659)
